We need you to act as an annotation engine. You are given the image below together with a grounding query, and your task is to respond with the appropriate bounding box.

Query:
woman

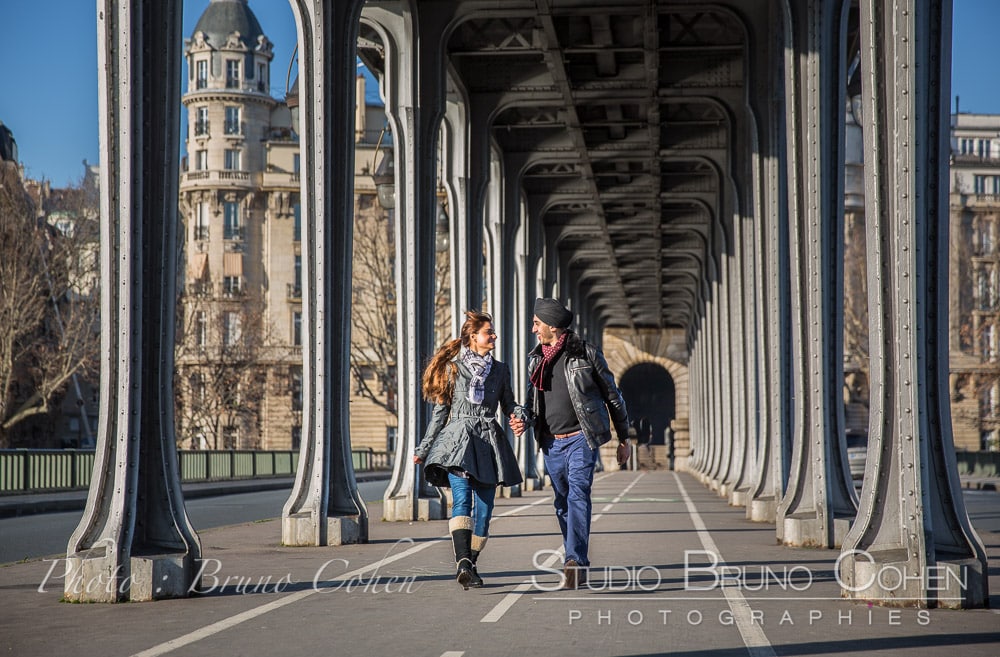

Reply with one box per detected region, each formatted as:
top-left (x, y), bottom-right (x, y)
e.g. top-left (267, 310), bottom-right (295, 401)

top-left (414, 310), bottom-right (527, 589)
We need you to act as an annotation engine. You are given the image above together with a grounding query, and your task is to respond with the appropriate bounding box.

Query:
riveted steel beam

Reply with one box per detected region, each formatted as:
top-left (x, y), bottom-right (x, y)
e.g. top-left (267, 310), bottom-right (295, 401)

top-left (838, 0), bottom-right (988, 608)
top-left (281, 0), bottom-right (369, 547)
top-left (776, 0), bottom-right (858, 549)
top-left (65, 0), bottom-right (200, 602)
top-left (365, 3), bottom-right (453, 522)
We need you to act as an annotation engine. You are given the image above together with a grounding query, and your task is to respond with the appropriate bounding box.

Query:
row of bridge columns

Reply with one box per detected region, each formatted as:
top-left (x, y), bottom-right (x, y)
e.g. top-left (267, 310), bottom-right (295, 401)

top-left (66, 0), bottom-right (988, 610)
top-left (688, 0), bottom-right (988, 608)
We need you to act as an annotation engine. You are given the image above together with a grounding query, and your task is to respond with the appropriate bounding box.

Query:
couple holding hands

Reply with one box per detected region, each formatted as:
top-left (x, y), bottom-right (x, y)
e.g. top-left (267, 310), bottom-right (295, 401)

top-left (413, 298), bottom-right (630, 590)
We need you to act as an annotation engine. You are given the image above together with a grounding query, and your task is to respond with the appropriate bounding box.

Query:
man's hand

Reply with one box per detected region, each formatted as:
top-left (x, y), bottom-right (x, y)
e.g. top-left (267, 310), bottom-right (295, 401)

top-left (509, 414), bottom-right (526, 436)
top-left (413, 454), bottom-right (424, 464)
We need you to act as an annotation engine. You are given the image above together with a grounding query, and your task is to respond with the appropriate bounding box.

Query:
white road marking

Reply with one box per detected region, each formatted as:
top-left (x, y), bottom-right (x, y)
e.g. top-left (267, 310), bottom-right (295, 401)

top-left (674, 472), bottom-right (777, 657)
top-left (481, 472), bottom-right (645, 623)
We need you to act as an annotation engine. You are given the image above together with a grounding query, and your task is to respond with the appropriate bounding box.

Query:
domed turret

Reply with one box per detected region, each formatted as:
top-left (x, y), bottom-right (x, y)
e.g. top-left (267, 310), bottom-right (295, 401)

top-left (192, 0), bottom-right (265, 50)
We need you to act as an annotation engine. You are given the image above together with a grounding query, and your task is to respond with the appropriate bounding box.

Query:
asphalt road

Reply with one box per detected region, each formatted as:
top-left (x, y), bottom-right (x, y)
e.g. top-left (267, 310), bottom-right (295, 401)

top-left (0, 479), bottom-right (388, 565)
top-left (1, 481), bottom-right (996, 567)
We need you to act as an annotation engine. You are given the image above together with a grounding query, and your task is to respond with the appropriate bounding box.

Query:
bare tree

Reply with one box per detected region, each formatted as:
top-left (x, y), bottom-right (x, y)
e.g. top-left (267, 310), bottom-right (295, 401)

top-left (0, 166), bottom-right (99, 446)
top-left (174, 287), bottom-right (284, 450)
top-left (348, 193), bottom-right (451, 416)
top-left (350, 196), bottom-right (398, 414)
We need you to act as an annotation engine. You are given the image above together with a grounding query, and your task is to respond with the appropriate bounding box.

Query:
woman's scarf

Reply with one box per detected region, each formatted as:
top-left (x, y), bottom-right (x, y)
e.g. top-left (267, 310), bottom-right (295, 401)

top-left (461, 346), bottom-right (493, 404)
top-left (529, 331), bottom-right (568, 391)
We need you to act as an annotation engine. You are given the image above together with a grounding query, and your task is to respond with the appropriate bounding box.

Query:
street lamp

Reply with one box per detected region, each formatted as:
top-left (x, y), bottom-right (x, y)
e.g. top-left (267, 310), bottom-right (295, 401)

top-left (372, 138), bottom-right (395, 210)
top-left (435, 199), bottom-right (449, 252)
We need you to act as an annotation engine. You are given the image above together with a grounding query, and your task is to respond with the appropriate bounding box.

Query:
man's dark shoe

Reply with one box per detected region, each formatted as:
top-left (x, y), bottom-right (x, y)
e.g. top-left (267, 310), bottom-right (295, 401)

top-left (563, 559), bottom-right (586, 590)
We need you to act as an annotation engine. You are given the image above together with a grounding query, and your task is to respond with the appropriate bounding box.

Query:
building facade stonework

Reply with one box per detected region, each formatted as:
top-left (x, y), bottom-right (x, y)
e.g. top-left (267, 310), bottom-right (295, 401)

top-left (175, 0), bottom-right (395, 452)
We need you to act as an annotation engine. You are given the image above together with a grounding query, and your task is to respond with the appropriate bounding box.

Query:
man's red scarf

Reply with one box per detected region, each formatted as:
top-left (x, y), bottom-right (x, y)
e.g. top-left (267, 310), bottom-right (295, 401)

top-left (530, 332), bottom-right (568, 390)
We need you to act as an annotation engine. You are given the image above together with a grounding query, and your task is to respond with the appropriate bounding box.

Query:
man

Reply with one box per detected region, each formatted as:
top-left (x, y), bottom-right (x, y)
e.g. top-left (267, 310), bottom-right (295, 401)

top-left (515, 297), bottom-right (630, 589)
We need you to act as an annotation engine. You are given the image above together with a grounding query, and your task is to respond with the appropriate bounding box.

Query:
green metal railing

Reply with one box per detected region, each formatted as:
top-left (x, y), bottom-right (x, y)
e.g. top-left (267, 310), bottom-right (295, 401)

top-left (0, 448), bottom-right (392, 494)
top-left (956, 450), bottom-right (1000, 477)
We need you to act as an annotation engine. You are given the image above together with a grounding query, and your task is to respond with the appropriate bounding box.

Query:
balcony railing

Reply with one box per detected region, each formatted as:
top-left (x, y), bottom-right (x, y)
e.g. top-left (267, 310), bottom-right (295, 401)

top-left (287, 283), bottom-right (302, 300)
top-left (193, 120), bottom-right (210, 137)
top-left (224, 120), bottom-right (245, 136)
top-left (193, 226), bottom-right (209, 241)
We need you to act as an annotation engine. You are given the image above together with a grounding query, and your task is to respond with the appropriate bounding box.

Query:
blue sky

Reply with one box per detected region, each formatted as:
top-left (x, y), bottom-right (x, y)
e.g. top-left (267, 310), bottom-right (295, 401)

top-left (0, 1), bottom-right (997, 187)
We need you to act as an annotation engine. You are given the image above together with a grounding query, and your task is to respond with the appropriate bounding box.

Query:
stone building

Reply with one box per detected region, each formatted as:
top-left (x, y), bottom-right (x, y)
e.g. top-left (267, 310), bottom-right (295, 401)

top-left (175, 0), bottom-right (396, 452)
top-left (949, 111), bottom-right (1000, 451)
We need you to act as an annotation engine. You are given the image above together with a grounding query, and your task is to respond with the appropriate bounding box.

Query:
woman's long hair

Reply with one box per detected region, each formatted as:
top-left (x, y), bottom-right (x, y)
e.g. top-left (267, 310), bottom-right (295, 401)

top-left (422, 310), bottom-right (493, 404)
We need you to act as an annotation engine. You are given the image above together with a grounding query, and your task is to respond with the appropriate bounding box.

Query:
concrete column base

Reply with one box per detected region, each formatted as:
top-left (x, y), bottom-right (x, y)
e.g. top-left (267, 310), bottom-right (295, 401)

top-left (747, 496), bottom-right (778, 523)
top-left (64, 549), bottom-right (197, 602)
top-left (281, 513), bottom-right (365, 546)
top-left (63, 548), bottom-right (123, 603)
top-left (781, 513), bottom-right (852, 548)
top-left (840, 551), bottom-right (988, 609)
top-left (130, 553), bottom-right (197, 601)
top-left (382, 495), bottom-right (446, 521)
top-left (729, 487), bottom-right (751, 507)
top-left (520, 477), bottom-right (544, 491)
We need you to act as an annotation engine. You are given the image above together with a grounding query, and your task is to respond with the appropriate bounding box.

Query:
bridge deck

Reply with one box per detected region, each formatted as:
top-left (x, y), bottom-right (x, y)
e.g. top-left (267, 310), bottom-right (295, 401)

top-left (2, 470), bottom-right (998, 657)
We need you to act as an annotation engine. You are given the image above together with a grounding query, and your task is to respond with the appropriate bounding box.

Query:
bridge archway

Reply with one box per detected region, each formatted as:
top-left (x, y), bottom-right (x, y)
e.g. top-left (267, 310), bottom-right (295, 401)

top-left (619, 363), bottom-right (675, 445)
top-left (602, 331), bottom-right (690, 469)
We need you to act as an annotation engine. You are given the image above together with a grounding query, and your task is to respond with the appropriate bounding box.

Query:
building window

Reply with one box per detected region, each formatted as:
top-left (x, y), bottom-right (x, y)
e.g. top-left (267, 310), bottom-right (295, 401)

top-left (979, 139), bottom-right (992, 159)
top-left (223, 275), bottom-right (243, 296)
top-left (223, 311), bottom-right (242, 346)
top-left (194, 202), bottom-right (210, 240)
top-left (194, 150), bottom-right (208, 171)
top-left (196, 60), bottom-right (208, 89)
top-left (292, 310), bottom-right (302, 346)
top-left (224, 106), bottom-right (241, 135)
top-left (194, 107), bottom-right (209, 136)
top-left (290, 366), bottom-right (302, 411)
top-left (226, 60), bottom-right (240, 89)
top-left (257, 63), bottom-right (267, 93)
top-left (293, 202), bottom-right (301, 242)
top-left (291, 425), bottom-right (302, 450)
top-left (294, 254), bottom-right (302, 295)
top-left (293, 153), bottom-right (300, 175)
top-left (224, 148), bottom-right (241, 171)
top-left (223, 202), bottom-right (241, 240)
top-left (195, 311), bottom-right (207, 346)
top-left (190, 373), bottom-right (205, 406)
top-left (222, 425), bottom-right (238, 450)
top-left (386, 427), bottom-right (397, 453)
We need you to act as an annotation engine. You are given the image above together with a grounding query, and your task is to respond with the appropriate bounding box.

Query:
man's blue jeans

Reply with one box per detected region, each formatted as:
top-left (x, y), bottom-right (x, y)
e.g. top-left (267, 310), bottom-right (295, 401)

top-left (448, 472), bottom-right (496, 537)
top-left (543, 431), bottom-right (597, 565)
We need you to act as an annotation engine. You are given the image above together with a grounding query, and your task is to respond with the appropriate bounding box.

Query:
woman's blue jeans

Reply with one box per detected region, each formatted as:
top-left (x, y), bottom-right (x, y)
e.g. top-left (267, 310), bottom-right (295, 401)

top-left (448, 472), bottom-right (496, 537)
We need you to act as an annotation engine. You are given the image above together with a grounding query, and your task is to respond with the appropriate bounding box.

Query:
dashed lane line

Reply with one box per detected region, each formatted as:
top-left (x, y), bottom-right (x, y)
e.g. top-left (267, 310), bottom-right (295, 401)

top-left (481, 472), bottom-right (645, 624)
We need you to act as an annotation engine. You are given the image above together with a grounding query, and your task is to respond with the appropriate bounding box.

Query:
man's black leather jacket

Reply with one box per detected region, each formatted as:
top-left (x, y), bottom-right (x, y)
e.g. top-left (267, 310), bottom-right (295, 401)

top-left (526, 331), bottom-right (630, 450)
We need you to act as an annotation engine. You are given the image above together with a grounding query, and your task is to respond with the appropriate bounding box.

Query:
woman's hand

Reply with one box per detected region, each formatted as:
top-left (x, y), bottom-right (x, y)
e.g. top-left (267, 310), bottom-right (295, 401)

top-left (413, 455), bottom-right (424, 464)
top-left (509, 414), bottom-right (526, 436)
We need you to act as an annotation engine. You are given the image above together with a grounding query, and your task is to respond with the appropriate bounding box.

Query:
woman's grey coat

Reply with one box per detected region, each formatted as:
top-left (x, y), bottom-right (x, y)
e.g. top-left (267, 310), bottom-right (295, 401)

top-left (415, 357), bottom-right (527, 488)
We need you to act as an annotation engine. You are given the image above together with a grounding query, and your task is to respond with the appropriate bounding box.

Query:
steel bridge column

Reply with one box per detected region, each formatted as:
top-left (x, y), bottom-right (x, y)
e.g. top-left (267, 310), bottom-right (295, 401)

top-left (777, 0), bottom-right (858, 548)
top-left (729, 209), bottom-right (760, 507)
top-left (441, 97), bottom-right (468, 337)
top-left (501, 153), bottom-right (541, 491)
top-left (724, 207), bottom-right (753, 503)
top-left (65, 0), bottom-right (200, 601)
top-left (370, 3), bottom-right (453, 521)
top-left (281, 0), bottom-right (368, 546)
top-left (748, 21), bottom-right (793, 521)
top-left (839, 0), bottom-right (988, 608)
